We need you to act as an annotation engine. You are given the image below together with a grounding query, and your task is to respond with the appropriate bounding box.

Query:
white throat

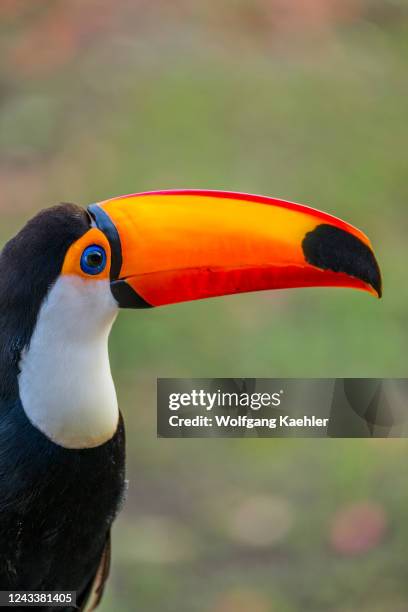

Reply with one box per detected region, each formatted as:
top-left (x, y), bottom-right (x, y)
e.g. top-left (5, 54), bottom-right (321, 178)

top-left (18, 276), bottom-right (119, 449)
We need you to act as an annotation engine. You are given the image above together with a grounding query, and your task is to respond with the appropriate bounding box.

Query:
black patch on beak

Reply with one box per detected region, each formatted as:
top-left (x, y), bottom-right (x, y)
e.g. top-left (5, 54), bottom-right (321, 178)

top-left (302, 224), bottom-right (382, 297)
top-left (110, 280), bottom-right (152, 309)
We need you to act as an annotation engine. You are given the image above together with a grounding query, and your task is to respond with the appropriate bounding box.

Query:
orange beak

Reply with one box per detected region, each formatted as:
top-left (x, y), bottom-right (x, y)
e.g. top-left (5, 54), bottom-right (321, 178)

top-left (88, 189), bottom-right (381, 308)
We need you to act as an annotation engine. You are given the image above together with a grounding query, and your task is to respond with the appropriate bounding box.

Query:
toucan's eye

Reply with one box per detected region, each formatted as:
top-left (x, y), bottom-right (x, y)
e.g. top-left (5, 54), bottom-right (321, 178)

top-left (80, 245), bottom-right (107, 275)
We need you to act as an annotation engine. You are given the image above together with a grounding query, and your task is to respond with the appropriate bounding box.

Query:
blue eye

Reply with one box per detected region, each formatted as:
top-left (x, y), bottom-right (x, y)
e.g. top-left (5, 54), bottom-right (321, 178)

top-left (80, 245), bottom-right (107, 275)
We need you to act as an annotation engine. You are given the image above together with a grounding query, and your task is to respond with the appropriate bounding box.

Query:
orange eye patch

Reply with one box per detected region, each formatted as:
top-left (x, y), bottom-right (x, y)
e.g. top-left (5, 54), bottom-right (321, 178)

top-left (62, 228), bottom-right (111, 280)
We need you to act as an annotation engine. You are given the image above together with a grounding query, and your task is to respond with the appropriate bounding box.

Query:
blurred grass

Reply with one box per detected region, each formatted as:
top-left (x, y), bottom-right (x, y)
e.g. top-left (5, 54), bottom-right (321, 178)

top-left (1, 3), bottom-right (408, 611)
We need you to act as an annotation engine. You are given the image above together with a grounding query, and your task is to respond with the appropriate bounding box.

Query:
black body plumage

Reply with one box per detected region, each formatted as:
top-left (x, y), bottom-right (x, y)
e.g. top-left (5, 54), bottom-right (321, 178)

top-left (0, 205), bottom-right (126, 610)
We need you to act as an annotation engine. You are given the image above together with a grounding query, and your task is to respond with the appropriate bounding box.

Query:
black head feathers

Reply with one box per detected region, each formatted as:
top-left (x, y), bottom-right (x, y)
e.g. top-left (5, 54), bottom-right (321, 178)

top-left (0, 204), bottom-right (90, 400)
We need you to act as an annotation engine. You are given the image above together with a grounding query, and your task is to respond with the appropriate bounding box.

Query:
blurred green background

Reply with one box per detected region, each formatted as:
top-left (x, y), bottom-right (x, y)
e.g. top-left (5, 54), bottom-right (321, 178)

top-left (1, 1), bottom-right (408, 610)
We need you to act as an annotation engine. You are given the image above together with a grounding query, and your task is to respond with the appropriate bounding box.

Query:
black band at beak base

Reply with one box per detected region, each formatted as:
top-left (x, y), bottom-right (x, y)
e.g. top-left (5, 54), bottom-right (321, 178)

top-left (88, 204), bottom-right (123, 280)
top-left (88, 204), bottom-right (153, 308)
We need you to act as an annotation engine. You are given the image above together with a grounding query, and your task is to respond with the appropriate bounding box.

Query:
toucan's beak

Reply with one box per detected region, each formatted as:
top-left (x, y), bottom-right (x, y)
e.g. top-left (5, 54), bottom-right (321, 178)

top-left (88, 190), bottom-right (382, 308)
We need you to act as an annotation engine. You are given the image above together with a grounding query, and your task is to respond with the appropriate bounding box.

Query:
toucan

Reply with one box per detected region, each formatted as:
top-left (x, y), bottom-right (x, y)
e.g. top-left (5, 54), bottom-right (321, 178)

top-left (0, 190), bottom-right (381, 610)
